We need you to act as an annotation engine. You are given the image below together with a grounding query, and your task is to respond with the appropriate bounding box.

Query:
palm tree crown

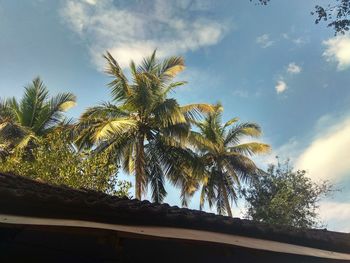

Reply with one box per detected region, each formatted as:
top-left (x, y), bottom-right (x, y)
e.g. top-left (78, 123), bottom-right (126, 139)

top-left (190, 104), bottom-right (270, 216)
top-left (77, 51), bottom-right (213, 201)
top-left (0, 77), bottom-right (76, 153)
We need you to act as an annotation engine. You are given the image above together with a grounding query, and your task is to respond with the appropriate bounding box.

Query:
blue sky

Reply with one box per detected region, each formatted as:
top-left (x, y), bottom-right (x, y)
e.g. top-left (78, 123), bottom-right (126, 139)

top-left (1, 0), bottom-right (350, 231)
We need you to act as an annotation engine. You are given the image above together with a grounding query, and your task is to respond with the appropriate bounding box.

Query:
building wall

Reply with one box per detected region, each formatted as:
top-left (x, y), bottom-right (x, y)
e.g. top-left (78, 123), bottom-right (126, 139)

top-left (0, 225), bottom-right (344, 263)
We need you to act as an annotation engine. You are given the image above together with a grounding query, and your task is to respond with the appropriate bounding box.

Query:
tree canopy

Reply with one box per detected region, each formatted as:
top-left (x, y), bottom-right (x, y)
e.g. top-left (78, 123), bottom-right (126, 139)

top-left (77, 50), bottom-right (213, 202)
top-left (0, 77), bottom-right (76, 156)
top-left (189, 104), bottom-right (270, 216)
top-left (0, 130), bottom-right (131, 196)
top-left (253, 0), bottom-right (350, 34)
top-left (242, 158), bottom-right (334, 228)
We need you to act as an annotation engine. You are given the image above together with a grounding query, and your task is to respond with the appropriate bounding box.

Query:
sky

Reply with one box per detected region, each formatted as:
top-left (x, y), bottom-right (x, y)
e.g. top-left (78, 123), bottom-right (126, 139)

top-left (1, 0), bottom-right (350, 232)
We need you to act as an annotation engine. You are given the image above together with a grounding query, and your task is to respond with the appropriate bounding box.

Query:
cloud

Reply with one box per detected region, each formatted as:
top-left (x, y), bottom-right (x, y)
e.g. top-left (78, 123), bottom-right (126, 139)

top-left (323, 36), bottom-right (350, 70)
top-left (292, 37), bottom-right (306, 46)
top-left (61, 0), bottom-right (227, 69)
top-left (295, 115), bottom-right (350, 182)
top-left (287, 62), bottom-right (301, 74)
top-left (275, 80), bottom-right (287, 94)
top-left (318, 201), bottom-right (350, 232)
top-left (84, 0), bottom-right (96, 5)
top-left (282, 33), bottom-right (307, 46)
top-left (256, 34), bottom-right (274, 48)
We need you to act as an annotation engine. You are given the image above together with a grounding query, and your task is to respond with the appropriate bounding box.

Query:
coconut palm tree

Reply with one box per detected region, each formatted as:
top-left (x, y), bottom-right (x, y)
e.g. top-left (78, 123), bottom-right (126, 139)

top-left (77, 51), bottom-right (213, 201)
top-left (0, 77), bottom-right (76, 154)
top-left (189, 104), bottom-right (270, 216)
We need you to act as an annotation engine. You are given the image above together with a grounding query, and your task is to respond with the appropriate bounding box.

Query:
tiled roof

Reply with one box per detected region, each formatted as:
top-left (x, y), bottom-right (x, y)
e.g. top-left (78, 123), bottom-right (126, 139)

top-left (0, 172), bottom-right (349, 254)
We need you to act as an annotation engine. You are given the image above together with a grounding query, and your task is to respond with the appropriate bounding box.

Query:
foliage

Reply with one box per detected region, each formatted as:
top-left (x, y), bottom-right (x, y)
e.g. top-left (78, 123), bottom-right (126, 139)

top-left (242, 158), bottom-right (334, 228)
top-left (253, 0), bottom-right (350, 34)
top-left (312, 0), bottom-right (350, 34)
top-left (0, 131), bottom-right (131, 197)
top-left (0, 77), bottom-right (76, 154)
top-left (77, 50), bottom-right (213, 202)
top-left (189, 104), bottom-right (270, 216)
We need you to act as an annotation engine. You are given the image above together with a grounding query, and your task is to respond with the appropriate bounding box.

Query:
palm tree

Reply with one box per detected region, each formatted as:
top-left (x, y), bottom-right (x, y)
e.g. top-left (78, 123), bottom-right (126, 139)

top-left (77, 51), bottom-right (213, 201)
top-left (0, 77), bottom-right (76, 154)
top-left (189, 104), bottom-right (270, 216)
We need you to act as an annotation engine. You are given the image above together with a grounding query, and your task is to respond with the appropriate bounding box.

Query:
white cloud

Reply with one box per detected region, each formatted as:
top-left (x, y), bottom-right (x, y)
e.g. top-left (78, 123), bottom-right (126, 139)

top-left (287, 62), bottom-right (301, 74)
top-left (84, 0), bottom-right (96, 5)
top-left (323, 36), bottom-right (350, 70)
top-left (292, 37), bottom-right (307, 46)
top-left (275, 80), bottom-right (287, 94)
top-left (256, 34), bottom-right (274, 48)
top-left (61, 0), bottom-right (227, 69)
top-left (318, 201), bottom-right (350, 232)
top-left (296, 116), bottom-right (350, 182)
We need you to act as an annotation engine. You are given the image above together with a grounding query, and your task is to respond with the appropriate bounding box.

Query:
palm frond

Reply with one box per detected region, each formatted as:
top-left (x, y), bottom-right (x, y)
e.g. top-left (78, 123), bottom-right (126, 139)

top-left (80, 103), bottom-right (127, 119)
top-left (187, 131), bottom-right (217, 152)
top-left (223, 117), bottom-right (239, 128)
top-left (153, 99), bottom-right (187, 127)
top-left (199, 184), bottom-right (207, 211)
top-left (0, 98), bottom-right (15, 122)
top-left (224, 122), bottom-right (262, 146)
top-left (20, 77), bottom-right (49, 128)
top-left (162, 81), bottom-right (187, 96)
top-left (104, 51), bottom-right (132, 101)
top-left (145, 143), bottom-right (167, 203)
top-left (51, 92), bottom-right (77, 112)
top-left (93, 118), bottom-right (137, 141)
top-left (227, 154), bottom-right (260, 183)
top-left (228, 142), bottom-right (271, 156)
top-left (158, 56), bottom-right (185, 81)
top-left (181, 103), bottom-right (215, 122)
top-left (138, 50), bottom-right (157, 73)
top-left (94, 132), bottom-right (136, 166)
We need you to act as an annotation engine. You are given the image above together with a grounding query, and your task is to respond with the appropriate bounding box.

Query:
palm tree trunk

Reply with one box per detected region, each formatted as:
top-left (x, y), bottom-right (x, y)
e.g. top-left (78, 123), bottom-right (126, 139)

top-left (135, 133), bottom-right (145, 200)
top-left (222, 184), bottom-right (233, 217)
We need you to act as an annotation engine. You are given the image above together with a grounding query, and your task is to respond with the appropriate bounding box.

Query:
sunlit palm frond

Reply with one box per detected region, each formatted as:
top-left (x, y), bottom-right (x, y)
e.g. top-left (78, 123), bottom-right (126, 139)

top-left (223, 117), bottom-right (239, 128)
top-left (181, 103), bottom-right (215, 122)
top-left (158, 56), bottom-right (185, 81)
top-left (224, 122), bottom-right (262, 146)
top-left (93, 118), bottom-right (137, 141)
top-left (51, 92), bottom-right (77, 112)
top-left (228, 142), bottom-right (271, 156)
